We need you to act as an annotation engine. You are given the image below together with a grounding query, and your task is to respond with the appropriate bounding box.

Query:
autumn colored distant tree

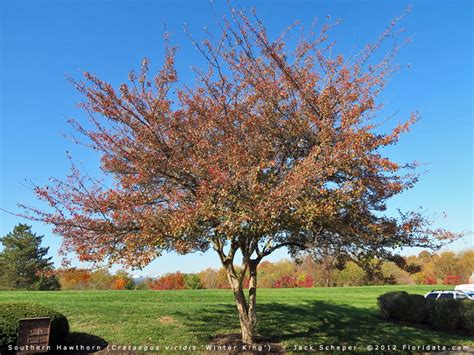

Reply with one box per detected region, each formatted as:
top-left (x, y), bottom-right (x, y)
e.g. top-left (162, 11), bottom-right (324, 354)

top-left (408, 251), bottom-right (438, 284)
top-left (88, 268), bottom-right (114, 290)
top-left (198, 268), bottom-right (219, 289)
top-left (418, 250), bottom-right (435, 264)
top-left (20, 7), bottom-right (460, 343)
top-left (297, 274), bottom-right (314, 288)
top-left (272, 273), bottom-right (312, 288)
top-left (443, 274), bottom-right (462, 285)
top-left (150, 272), bottom-right (185, 290)
top-left (257, 260), bottom-right (296, 288)
top-left (215, 267), bottom-right (232, 289)
top-left (434, 251), bottom-right (462, 281)
top-left (381, 261), bottom-right (414, 285)
top-left (335, 261), bottom-right (366, 286)
top-left (458, 250), bottom-right (474, 282)
top-left (112, 278), bottom-right (127, 290)
top-left (255, 261), bottom-right (277, 288)
top-left (309, 247), bottom-right (345, 287)
top-left (406, 249), bottom-right (474, 285)
top-left (57, 268), bottom-right (91, 290)
top-left (198, 267), bottom-right (233, 289)
top-left (273, 275), bottom-right (297, 288)
top-left (424, 276), bottom-right (437, 285)
top-left (113, 270), bottom-right (135, 290)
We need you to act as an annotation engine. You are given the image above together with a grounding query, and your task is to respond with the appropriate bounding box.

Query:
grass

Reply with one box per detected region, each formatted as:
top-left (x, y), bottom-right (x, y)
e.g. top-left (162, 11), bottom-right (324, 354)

top-left (1, 285), bottom-right (473, 352)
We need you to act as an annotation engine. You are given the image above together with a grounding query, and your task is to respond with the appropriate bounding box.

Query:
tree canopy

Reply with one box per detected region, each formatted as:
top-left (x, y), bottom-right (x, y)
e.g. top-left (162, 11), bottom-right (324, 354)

top-left (19, 7), bottom-right (460, 343)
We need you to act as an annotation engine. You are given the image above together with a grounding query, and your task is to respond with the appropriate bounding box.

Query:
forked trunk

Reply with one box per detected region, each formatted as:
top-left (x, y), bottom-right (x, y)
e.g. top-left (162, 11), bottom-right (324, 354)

top-left (225, 263), bottom-right (258, 344)
top-left (248, 260), bottom-right (258, 332)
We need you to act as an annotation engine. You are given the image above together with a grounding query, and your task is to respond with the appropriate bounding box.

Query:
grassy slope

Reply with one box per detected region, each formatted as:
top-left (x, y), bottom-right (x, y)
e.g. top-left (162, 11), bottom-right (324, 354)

top-left (1, 285), bottom-right (472, 349)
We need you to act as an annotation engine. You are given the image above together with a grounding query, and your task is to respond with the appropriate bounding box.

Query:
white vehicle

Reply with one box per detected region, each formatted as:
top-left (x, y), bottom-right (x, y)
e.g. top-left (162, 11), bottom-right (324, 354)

top-left (424, 290), bottom-right (474, 300)
top-left (454, 283), bottom-right (474, 292)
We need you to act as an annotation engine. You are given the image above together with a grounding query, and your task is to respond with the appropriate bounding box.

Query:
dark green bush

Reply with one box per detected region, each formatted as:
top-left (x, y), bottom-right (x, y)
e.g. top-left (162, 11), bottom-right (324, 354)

top-left (377, 291), bottom-right (429, 323)
top-left (0, 302), bottom-right (69, 351)
top-left (404, 294), bottom-right (431, 323)
top-left (378, 291), bottom-right (407, 319)
top-left (427, 299), bottom-right (463, 332)
top-left (459, 300), bottom-right (474, 335)
top-left (379, 291), bottom-right (474, 333)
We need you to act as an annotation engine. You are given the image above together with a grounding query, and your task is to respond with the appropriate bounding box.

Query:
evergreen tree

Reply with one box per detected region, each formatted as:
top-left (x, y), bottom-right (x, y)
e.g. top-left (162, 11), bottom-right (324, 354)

top-left (0, 224), bottom-right (60, 290)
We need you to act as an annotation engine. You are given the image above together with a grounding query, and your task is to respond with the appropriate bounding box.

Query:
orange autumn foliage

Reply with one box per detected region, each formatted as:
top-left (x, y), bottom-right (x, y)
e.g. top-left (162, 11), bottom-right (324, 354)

top-left (57, 269), bottom-right (91, 290)
top-left (112, 278), bottom-right (127, 290)
top-left (150, 272), bottom-right (185, 290)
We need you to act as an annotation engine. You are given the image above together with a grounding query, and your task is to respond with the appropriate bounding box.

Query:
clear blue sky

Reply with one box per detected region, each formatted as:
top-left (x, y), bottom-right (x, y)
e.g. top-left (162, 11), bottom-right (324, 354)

top-left (1, 0), bottom-right (472, 277)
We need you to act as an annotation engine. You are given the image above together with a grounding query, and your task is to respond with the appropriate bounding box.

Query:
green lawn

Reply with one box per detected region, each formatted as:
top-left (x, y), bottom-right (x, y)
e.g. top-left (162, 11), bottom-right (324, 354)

top-left (1, 285), bottom-right (472, 352)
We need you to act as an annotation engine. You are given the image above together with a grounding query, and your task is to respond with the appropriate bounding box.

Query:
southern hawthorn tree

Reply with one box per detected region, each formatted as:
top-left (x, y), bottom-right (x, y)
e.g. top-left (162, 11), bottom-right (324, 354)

top-left (0, 224), bottom-right (60, 290)
top-left (21, 9), bottom-right (458, 343)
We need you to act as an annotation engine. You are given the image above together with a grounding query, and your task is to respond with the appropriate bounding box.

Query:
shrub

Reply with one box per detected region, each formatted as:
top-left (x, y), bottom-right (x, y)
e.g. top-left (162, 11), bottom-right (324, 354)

top-left (273, 275), bottom-right (296, 288)
top-left (403, 294), bottom-right (431, 323)
top-left (273, 274), bottom-right (314, 288)
top-left (424, 276), bottom-right (437, 285)
top-left (428, 299), bottom-right (463, 332)
top-left (377, 291), bottom-right (429, 323)
top-left (0, 302), bottom-right (69, 351)
top-left (296, 274), bottom-right (314, 288)
top-left (379, 291), bottom-right (474, 334)
top-left (443, 275), bottom-right (462, 285)
top-left (378, 291), bottom-right (407, 320)
top-left (459, 300), bottom-right (474, 335)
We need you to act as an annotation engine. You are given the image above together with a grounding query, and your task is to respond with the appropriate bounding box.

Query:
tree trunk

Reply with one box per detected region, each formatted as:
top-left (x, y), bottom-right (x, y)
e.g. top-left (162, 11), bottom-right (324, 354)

top-left (248, 260), bottom-right (258, 332)
top-left (325, 270), bottom-right (331, 287)
top-left (225, 264), bottom-right (257, 344)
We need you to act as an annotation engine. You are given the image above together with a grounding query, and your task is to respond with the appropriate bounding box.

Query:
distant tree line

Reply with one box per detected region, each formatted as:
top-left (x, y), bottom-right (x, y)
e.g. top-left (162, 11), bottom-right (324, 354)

top-left (406, 249), bottom-right (473, 285)
top-left (57, 268), bottom-right (137, 290)
top-left (144, 249), bottom-right (473, 290)
top-left (1, 224), bottom-right (472, 291)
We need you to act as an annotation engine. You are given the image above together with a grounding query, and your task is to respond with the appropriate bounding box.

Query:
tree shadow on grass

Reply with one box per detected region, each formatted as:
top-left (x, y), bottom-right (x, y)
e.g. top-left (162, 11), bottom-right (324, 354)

top-left (257, 301), bottom-right (472, 345)
top-left (51, 332), bottom-right (108, 354)
top-left (175, 301), bottom-right (473, 348)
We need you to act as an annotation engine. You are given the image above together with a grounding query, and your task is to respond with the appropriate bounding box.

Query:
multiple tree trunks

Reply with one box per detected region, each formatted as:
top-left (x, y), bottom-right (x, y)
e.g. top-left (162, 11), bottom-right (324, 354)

top-left (225, 259), bottom-right (259, 344)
